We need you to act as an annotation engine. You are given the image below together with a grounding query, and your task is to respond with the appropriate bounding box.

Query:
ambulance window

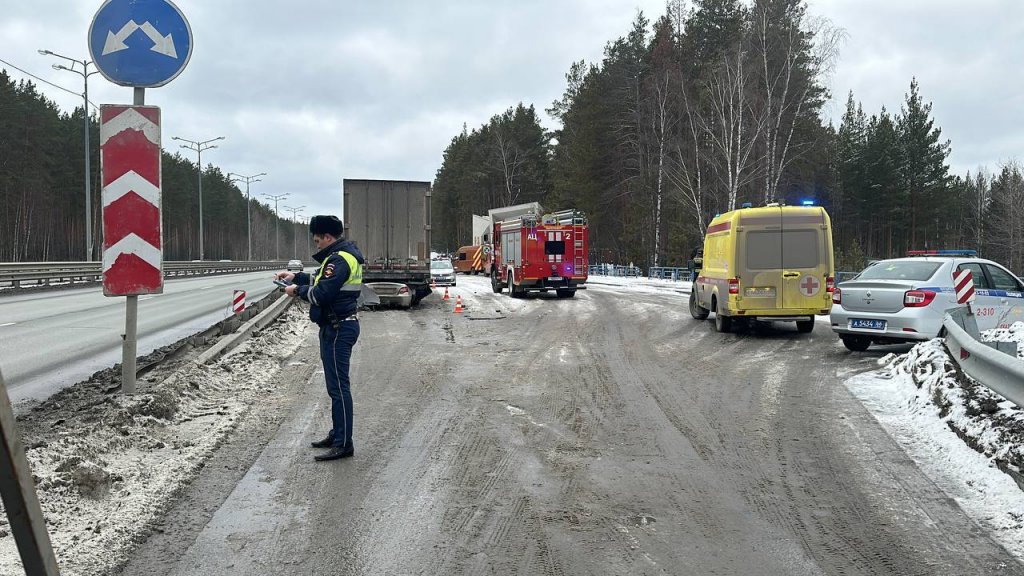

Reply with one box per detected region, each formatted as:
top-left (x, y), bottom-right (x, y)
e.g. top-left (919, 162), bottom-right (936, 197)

top-left (459, 252), bottom-right (467, 260)
top-left (545, 241), bottom-right (566, 255)
top-left (782, 230), bottom-right (819, 269)
top-left (745, 231), bottom-right (782, 270)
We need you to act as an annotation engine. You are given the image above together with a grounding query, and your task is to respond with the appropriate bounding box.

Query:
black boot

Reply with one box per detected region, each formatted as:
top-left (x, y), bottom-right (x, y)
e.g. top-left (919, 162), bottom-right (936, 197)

top-left (314, 445), bottom-right (354, 461)
top-left (310, 436), bottom-right (332, 448)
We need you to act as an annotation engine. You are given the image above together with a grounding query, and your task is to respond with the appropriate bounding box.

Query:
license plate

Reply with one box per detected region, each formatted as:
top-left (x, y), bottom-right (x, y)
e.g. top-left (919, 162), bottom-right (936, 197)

top-left (850, 319), bottom-right (886, 330)
top-left (548, 276), bottom-right (563, 281)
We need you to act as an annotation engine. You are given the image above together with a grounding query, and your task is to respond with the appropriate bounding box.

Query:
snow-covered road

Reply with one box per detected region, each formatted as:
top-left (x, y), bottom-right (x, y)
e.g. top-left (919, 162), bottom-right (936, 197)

top-left (1, 273), bottom-right (1021, 575)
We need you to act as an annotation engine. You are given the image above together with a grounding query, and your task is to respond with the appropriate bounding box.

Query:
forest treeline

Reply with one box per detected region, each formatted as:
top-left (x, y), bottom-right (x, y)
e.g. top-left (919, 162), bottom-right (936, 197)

top-left (432, 0), bottom-right (1023, 274)
top-left (0, 70), bottom-right (308, 262)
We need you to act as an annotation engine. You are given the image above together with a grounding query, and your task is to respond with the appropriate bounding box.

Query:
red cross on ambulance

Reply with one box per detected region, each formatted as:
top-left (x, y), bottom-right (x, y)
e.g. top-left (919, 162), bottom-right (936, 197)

top-left (800, 275), bottom-right (820, 296)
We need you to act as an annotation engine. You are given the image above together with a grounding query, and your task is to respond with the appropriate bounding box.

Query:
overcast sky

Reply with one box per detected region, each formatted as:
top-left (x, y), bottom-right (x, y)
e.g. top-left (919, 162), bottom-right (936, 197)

top-left (3, 1), bottom-right (1022, 226)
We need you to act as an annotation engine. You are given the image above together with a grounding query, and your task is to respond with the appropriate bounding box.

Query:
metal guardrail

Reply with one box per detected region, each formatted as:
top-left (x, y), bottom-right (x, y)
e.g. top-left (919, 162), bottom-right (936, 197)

top-left (588, 264), bottom-right (642, 277)
top-left (943, 310), bottom-right (1024, 407)
top-left (648, 266), bottom-right (694, 281)
top-left (0, 261), bottom-right (298, 289)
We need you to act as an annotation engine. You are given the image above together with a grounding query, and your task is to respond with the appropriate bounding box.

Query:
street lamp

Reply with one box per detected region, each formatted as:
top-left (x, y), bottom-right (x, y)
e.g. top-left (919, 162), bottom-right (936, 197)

top-left (227, 172), bottom-right (266, 261)
top-left (172, 135), bottom-right (224, 260)
top-left (284, 205), bottom-right (305, 258)
top-left (263, 193), bottom-right (289, 260)
top-left (39, 49), bottom-right (100, 261)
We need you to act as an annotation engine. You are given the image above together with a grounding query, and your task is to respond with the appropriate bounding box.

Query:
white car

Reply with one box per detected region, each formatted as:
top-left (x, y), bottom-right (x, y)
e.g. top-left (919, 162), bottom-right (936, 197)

top-left (831, 251), bottom-right (1024, 351)
top-left (430, 259), bottom-right (456, 286)
top-left (286, 259), bottom-right (304, 272)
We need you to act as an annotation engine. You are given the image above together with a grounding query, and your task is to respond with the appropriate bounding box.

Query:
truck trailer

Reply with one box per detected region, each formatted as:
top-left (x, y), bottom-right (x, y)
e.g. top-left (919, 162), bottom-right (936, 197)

top-left (343, 179), bottom-right (432, 307)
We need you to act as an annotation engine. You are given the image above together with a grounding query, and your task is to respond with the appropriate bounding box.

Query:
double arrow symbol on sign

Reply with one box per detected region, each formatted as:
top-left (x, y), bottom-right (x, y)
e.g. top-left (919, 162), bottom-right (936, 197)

top-left (102, 20), bottom-right (177, 58)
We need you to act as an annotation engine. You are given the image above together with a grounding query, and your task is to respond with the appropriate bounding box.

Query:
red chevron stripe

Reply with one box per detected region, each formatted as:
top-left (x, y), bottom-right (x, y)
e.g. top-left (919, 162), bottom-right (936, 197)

top-left (103, 192), bottom-right (161, 249)
top-left (101, 105), bottom-right (160, 125)
top-left (103, 252), bottom-right (162, 296)
top-left (102, 130), bottom-right (160, 187)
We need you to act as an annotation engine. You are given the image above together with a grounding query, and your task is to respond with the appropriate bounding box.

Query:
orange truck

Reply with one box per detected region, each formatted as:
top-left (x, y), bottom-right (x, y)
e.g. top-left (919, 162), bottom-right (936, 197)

top-left (453, 244), bottom-right (492, 275)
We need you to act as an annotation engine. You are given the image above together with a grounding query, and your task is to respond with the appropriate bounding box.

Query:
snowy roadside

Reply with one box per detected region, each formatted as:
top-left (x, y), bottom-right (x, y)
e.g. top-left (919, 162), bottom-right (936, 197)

top-left (845, 323), bottom-right (1024, 557)
top-left (0, 306), bottom-right (310, 576)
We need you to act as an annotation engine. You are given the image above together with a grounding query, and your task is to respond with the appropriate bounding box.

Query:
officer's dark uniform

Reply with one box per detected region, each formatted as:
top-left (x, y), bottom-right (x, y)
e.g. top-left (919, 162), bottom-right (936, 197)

top-left (293, 223), bottom-right (364, 455)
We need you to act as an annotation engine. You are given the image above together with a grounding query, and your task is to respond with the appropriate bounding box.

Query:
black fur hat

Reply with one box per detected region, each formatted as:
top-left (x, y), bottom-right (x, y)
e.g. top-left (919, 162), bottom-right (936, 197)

top-left (309, 215), bottom-right (343, 237)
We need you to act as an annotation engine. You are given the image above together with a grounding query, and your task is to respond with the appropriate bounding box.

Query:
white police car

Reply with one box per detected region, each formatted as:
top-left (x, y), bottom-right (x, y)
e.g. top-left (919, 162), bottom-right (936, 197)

top-left (831, 250), bottom-right (1024, 351)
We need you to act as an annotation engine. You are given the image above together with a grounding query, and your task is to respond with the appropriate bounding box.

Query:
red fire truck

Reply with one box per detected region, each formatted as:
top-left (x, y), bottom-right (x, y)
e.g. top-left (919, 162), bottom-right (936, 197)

top-left (490, 209), bottom-right (589, 298)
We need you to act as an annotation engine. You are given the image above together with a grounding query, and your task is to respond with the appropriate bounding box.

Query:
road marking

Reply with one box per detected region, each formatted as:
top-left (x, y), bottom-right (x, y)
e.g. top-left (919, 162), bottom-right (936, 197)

top-left (0, 322), bottom-right (16, 327)
top-left (139, 296), bottom-right (154, 301)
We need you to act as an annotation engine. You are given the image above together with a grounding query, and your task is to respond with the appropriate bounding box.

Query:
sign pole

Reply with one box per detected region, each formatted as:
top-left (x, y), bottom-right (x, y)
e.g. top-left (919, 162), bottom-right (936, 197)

top-left (0, 368), bottom-right (61, 575)
top-left (120, 87), bottom-right (146, 395)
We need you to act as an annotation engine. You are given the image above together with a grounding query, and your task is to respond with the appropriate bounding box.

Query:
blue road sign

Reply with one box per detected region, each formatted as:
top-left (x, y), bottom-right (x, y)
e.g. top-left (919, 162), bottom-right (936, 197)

top-left (88, 0), bottom-right (193, 88)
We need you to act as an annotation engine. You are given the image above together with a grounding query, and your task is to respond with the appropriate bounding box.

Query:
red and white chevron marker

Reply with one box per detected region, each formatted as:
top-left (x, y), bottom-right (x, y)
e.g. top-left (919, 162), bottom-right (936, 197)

top-left (232, 290), bottom-right (246, 314)
top-left (953, 268), bottom-right (975, 304)
top-left (100, 105), bottom-right (163, 296)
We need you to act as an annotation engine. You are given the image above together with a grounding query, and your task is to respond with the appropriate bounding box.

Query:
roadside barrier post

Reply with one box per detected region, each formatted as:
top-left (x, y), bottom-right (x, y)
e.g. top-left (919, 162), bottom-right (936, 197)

top-left (233, 290), bottom-right (246, 314)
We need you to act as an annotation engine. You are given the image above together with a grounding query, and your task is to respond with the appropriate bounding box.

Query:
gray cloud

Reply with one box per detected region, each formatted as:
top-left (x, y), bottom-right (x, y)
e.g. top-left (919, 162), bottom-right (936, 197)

top-left (4, 0), bottom-right (1021, 223)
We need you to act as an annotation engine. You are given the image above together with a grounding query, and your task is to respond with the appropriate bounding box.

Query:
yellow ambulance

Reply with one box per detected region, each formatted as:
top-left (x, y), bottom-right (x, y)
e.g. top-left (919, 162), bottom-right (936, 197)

top-left (689, 203), bottom-right (835, 333)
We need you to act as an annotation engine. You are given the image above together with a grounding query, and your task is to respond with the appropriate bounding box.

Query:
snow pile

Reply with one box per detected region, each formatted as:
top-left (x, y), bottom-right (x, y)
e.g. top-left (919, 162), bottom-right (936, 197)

top-left (877, 339), bottom-right (1024, 486)
top-left (980, 321), bottom-right (1024, 359)
top-left (0, 306), bottom-right (309, 576)
top-left (847, 334), bottom-right (1024, 557)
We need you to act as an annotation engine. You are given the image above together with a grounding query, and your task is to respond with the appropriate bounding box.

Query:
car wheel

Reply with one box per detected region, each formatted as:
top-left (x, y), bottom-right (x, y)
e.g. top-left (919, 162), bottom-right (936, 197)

top-left (689, 286), bottom-right (709, 320)
top-left (841, 335), bottom-right (871, 352)
top-left (714, 299), bottom-right (731, 333)
top-left (796, 319), bottom-right (814, 333)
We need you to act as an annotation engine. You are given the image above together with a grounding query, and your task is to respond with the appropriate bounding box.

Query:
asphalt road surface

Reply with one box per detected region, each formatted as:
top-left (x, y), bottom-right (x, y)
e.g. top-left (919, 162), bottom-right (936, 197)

top-left (120, 274), bottom-right (1023, 575)
top-left (0, 271), bottom-right (280, 402)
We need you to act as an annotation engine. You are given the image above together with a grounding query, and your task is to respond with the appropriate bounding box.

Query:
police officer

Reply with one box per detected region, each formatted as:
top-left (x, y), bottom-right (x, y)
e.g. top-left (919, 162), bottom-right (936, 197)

top-left (274, 215), bottom-right (364, 461)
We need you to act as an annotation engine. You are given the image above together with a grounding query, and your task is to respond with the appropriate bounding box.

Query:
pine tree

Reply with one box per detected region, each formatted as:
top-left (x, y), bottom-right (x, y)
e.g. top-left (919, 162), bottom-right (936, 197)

top-left (897, 78), bottom-right (951, 249)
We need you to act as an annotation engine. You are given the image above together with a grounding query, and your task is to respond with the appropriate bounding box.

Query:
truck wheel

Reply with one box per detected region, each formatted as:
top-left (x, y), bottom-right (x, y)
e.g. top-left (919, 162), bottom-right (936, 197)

top-left (509, 275), bottom-right (525, 298)
top-left (689, 286), bottom-right (709, 320)
top-left (714, 299), bottom-right (731, 333)
top-left (796, 319), bottom-right (814, 333)
top-left (556, 289), bottom-right (576, 298)
top-left (491, 272), bottom-right (503, 293)
top-left (841, 335), bottom-right (871, 352)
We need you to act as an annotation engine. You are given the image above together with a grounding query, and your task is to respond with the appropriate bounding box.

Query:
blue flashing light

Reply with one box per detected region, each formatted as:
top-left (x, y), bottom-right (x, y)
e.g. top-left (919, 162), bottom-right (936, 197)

top-left (800, 199), bottom-right (816, 206)
top-left (740, 202), bottom-right (753, 209)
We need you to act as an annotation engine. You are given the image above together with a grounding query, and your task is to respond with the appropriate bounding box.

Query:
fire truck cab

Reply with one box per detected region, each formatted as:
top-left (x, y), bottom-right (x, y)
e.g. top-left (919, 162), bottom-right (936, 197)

top-left (491, 209), bottom-right (589, 298)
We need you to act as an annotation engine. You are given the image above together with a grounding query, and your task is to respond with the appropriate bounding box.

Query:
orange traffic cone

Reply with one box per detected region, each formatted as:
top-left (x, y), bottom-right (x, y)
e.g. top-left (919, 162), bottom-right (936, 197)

top-left (454, 295), bottom-right (463, 314)
top-left (443, 287), bottom-right (450, 300)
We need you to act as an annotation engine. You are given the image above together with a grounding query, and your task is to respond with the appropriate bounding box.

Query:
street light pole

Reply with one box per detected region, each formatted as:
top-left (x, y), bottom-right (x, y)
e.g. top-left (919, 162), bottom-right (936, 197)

top-left (227, 172), bottom-right (266, 261)
top-left (263, 193), bottom-right (289, 260)
top-left (39, 49), bottom-right (99, 261)
top-left (283, 205), bottom-right (305, 259)
top-left (171, 135), bottom-right (225, 260)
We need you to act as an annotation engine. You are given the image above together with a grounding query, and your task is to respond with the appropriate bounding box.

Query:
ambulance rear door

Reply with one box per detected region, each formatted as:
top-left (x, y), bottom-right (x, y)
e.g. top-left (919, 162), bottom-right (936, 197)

top-left (780, 208), bottom-right (829, 311)
top-left (737, 207), bottom-right (784, 310)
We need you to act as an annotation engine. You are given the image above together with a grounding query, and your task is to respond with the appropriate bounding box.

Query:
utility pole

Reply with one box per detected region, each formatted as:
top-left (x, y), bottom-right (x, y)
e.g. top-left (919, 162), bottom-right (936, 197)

top-left (284, 205), bottom-right (305, 259)
top-left (227, 172), bottom-right (266, 261)
top-left (172, 135), bottom-right (225, 260)
top-left (264, 193), bottom-right (289, 260)
top-left (39, 49), bottom-right (99, 261)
